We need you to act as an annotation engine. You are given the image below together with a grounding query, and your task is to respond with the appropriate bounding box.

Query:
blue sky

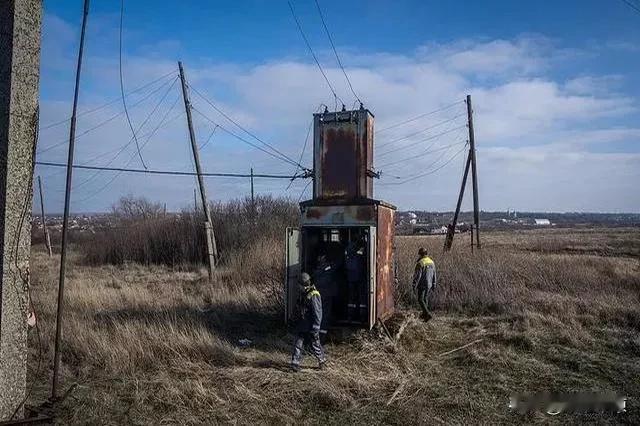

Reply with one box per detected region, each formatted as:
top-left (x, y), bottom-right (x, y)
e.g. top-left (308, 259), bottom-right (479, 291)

top-left (36, 0), bottom-right (640, 212)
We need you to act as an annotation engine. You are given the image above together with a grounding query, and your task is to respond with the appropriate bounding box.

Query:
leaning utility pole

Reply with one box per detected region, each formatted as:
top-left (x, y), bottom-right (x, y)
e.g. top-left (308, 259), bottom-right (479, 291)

top-left (443, 152), bottom-right (471, 251)
top-left (178, 61), bottom-right (218, 277)
top-left (444, 95), bottom-right (481, 252)
top-left (51, 0), bottom-right (90, 401)
top-left (467, 95), bottom-right (481, 248)
top-left (37, 176), bottom-right (52, 257)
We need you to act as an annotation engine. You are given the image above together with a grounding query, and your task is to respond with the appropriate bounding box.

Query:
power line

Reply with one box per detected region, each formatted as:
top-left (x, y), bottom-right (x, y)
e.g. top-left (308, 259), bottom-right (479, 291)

top-left (189, 85), bottom-right (306, 169)
top-left (38, 70), bottom-right (176, 131)
top-left (71, 102), bottom-right (183, 200)
top-left (375, 100), bottom-right (465, 134)
top-left (71, 91), bottom-right (181, 191)
top-left (384, 142), bottom-right (454, 178)
top-left (192, 107), bottom-right (304, 168)
top-left (285, 107), bottom-right (319, 192)
top-left (377, 113), bottom-right (466, 150)
top-left (119, 0), bottom-right (147, 169)
top-left (36, 161), bottom-right (301, 179)
top-left (297, 179), bottom-right (312, 202)
top-left (621, 0), bottom-right (640, 14)
top-left (380, 143), bottom-right (468, 185)
top-left (377, 140), bottom-right (467, 169)
top-left (37, 76), bottom-right (177, 155)
top-left (313, 0), bottom-right (361, 104)
top-left (287, 0), bottom-right (343, 106)
top-left (377, 124), bottom-right (467, 158)
top-left (199, 124), bottom-right (218, 151)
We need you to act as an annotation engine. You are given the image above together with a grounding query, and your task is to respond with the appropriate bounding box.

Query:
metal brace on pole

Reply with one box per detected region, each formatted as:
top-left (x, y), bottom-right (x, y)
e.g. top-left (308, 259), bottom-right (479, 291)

top-left (37, 176), bottom-right (52, 257)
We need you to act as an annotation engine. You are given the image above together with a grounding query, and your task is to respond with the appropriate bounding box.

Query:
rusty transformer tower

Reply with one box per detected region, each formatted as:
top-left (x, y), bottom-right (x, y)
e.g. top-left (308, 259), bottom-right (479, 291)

top-left (285, 107), bottom-right (396, 330)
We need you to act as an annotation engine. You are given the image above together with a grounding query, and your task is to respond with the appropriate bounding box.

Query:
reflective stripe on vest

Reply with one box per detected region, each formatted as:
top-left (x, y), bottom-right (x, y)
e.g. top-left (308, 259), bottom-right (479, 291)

top-left (419, 256), bottom-right (434, 267)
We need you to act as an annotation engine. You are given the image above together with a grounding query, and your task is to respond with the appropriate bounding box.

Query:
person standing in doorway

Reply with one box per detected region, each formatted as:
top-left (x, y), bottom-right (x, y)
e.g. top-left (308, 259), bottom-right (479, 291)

top-left (291, 273), bottom-right (326, 372)
top-left (412, 247), bottom-right (437, 321)
top-left (313, 254), bottom-right (336, 335)
top-left (345, 239), bottom-right (365, 322)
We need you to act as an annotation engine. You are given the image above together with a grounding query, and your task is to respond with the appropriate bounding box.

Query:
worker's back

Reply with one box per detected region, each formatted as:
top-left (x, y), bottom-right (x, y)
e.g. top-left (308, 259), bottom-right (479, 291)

top-left (414, 256), bottom-right (436, 289)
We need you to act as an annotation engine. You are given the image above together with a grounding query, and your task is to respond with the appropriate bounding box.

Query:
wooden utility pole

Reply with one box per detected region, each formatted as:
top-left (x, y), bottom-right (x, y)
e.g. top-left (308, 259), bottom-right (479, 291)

top-left (178, 61), bottom-right (217, 277)
top-left (467, 95), bottom-right (481, 248)
top-left (37, 176), bottom-right (52, 257)
top-left (443, 153), bottom-right (471, 251)
top-left (52, 0), bottom-right (89, 400)
top-left (250, 168), bottom-right (255, 207)
top-left (444, 95), bottom-right (481, 252)
top-left (193, 188), bottom-right (197, 211)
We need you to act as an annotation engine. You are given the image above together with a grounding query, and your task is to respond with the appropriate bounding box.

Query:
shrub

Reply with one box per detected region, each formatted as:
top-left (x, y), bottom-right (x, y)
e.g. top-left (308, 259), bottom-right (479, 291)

top-left (82, 195), bottom-right (299, 267)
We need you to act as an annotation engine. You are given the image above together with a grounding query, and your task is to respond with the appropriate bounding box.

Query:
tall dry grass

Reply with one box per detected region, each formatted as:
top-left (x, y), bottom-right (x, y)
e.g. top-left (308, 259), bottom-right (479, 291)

top-left (24, 223), bottom-right (640, 424)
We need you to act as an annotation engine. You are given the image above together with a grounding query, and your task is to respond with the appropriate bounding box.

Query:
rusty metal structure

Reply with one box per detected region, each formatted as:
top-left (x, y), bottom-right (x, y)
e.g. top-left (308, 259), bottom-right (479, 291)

top-left (286, 107), bottom-right (396, 329)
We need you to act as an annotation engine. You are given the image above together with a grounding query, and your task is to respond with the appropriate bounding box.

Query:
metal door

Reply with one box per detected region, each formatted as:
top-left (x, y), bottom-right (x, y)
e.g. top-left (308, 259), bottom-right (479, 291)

top-left (285, 227), bottom-right (301, 323)
top-left (368, 226), bottom-right (377, 329)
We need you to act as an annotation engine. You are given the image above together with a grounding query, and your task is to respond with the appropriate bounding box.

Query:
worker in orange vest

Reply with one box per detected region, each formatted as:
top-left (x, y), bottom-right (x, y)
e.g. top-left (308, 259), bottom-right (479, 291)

top-left (412, 247), bottom-right (437, 321)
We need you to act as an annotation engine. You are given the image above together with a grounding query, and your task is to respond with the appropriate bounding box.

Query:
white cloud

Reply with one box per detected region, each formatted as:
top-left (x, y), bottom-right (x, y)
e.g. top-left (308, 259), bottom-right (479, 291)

top-left (35, 16), bottom-right (640, 212)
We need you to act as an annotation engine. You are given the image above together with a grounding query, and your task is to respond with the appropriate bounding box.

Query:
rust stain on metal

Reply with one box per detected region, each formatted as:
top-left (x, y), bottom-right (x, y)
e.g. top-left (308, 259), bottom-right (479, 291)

top-left (302, 204), bottom-right (377, 225)
top-left (321, 126), bottom-right (357, 199)
top-left (356, 205), bottom-right (374, 221)
top-left (314, 109), bottom-right (374, 202)
top-left (376, 205), bottom-right (395, 320)
top-left (306, 208), bottom-right (323, 219)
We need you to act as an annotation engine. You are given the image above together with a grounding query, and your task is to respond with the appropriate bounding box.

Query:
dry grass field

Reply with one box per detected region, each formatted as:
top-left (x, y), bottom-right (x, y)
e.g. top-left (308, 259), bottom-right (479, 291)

top-left (24, 227), bottom-right (640, 424)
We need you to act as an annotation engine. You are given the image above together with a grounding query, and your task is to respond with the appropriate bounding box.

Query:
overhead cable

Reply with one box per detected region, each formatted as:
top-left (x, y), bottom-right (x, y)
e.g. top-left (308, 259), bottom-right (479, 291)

top-left (313, 0), bottom-right (361, 104)
top-left (37, 76), bottom-right (177, 155)
top-left (377, 124), bottom-right (467, 158)
top-left (377, 113), bottom-right (466, 149)
top-left (119, 0), bottom-right (147, 169)
top-left (36, 161), bottom-right (300, 179)
top-left (71, 91), bottom-right (181, 191)
top-left (71, 103), bottom-right (183, 200)
top-left (38, 70), bottom-right (176, 131)
top-left (621, 0), bottom-right (640, 14)
top-left (375, 100), bottom-right (464, 134)
top-left (189, 85), bottom-right (305, 169)
top-left (378, 140), bottom-right (468, 169)
top-left (380, 144), bottom-right (469, 185)
top-left (287, 0), bottom-right (344, 106)
top-left (192, 107), bottom-right (304, 169)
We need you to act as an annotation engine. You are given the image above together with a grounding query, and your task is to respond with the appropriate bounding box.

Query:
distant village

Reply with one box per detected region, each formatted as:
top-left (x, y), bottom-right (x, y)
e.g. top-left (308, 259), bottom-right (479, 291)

top-left (395, 210), bottom-right (640, 235)
top-left (31, 210), bottom-right (640, 241)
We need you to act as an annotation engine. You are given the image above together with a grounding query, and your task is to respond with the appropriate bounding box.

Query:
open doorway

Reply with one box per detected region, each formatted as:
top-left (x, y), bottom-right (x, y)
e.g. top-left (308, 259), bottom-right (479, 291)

top-left (301, 226), bottom-right (371, 329)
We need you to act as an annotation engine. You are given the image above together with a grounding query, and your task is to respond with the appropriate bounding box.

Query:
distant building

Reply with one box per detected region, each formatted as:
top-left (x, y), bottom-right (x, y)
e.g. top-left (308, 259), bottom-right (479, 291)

top-left (407, 212), bottom-right (417, 219)
top-left (431, 226), bottom-right (448, 235)
top-left (534, 218), bottom-right (551, 226)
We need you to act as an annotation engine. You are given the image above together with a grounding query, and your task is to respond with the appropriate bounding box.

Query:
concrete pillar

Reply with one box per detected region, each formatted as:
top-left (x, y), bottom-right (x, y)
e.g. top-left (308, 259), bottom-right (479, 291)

top-left (0, 0), bottom-right (42, 419)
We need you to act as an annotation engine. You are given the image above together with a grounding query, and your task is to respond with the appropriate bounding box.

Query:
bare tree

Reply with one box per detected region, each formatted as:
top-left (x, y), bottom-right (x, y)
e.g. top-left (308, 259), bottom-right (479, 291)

top-left (112, 195), bottom-right (164, 222)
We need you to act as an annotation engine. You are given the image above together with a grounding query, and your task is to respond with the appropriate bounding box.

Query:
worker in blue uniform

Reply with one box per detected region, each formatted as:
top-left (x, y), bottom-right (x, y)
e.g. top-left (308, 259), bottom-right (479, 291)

top-left (291, 272), bottom-right (327, 372)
